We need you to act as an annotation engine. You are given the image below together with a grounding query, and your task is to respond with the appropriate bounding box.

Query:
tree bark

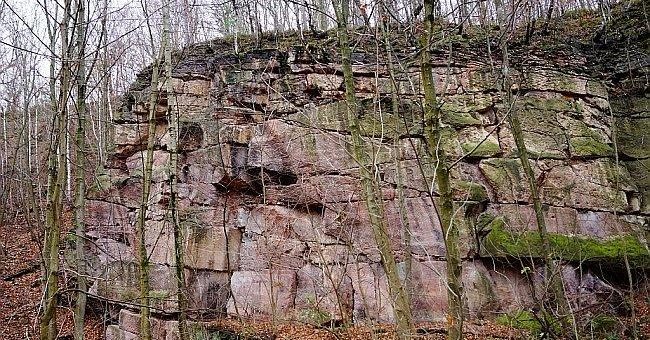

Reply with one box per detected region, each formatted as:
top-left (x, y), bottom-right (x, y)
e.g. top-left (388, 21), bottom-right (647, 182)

top-left (41, 1), bottom-right (71, 339)
top-left (73, 0), bottom-right (88, 338)
top-left (163, 1), bottom-right (189, 338)
top-left (332, 0), bottom-right (414, 338)
top-left (420, 1), bottom-right (464, 339)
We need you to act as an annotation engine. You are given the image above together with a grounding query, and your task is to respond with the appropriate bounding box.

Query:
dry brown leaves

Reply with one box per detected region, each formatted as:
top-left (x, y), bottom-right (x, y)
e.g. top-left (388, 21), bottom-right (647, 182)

top-left (0, 217), bottom-right (105, 340)
top-left (202, 318), bottom-right (526, 340)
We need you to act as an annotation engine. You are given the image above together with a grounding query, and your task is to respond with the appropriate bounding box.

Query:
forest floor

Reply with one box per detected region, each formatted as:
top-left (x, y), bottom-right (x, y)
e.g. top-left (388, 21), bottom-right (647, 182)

top-left (0, 218), bottom-right (105, 340)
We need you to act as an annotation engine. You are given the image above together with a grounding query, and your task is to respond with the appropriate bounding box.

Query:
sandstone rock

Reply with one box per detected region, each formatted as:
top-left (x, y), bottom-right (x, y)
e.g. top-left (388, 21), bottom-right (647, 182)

top-left (349, 262), bottom-right (394, 322)
top-left (307, 243), bottom-right (352, 265)
top-left (522, 69), bottom-right (588, 95)
top-left (625, 159), bottom-right (650, 213)
top-left (482, 264), bottom-right (534, 312)
top-left (479, 158), bottom-right (535, 203)
top-left (90, 31), bottom-right (650, 331)
top-left (306, 73), bottom-right (342, 91)
top-left (227, 269), bottom-right (297, 317)
top-left (295, 264), bottom-right (353, 322)
top-left (113, 123), bottom-right (167, 157)
top-left (183, 79), bottom-right (212, 96)
top-left (497, 97), bottom-right (571, 159)
top-left (125, 150), bottom-right (170, 182)
top-left (97, 262), bottom-right (178, 311)
top-left (616, 116), bottom-right (650, 159)
top-left (323, 197), bottom-right (474, 262)
top-left (185, 269), bottom-right (231, 311)
top-left (480, 158), bottom-right (637, 212)
top-left (185, 223), bottom-right (242, 271)
top-left (106, 325), bottom-right (137, 340)
top-left (118, 309), bottom-right (167, 338)
top-left (238, 234), bottom-right (306, 271)
top-left (457, 126), bottom-right (501, 158)
top-left (484, 204), bottom-right (644, 239)
top-left (90, 238), bottom-right (134, 265)
top-left (85, 200), bottom-right (131, 236)
top-left (248, 120), bottom-right (358, 174)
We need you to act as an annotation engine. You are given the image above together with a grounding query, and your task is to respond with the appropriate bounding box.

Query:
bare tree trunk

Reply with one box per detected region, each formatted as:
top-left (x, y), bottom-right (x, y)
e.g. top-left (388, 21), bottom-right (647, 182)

top-left (41, 1), bottom-right (71, 339)
top-left (135, 2), bottom-right (165, 336)
top-left (499, 34), bottom-right (572, 339)
top-left (98, 0), bottom-right (109, 164)
top-left (332, 0), bottom-right (414, 338)
top-left (420, 1), bottom-right (464, 339)
top-left (73, 0), bottom-right (88, 338)
top-left (163, 1), bottom-right (189, 338)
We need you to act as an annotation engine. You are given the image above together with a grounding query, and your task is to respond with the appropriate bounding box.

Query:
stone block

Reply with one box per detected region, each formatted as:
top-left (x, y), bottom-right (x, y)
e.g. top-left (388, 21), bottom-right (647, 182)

top-left (295, 264), bottom-right (353, 322)
top-left (248, 119), bottom-right (364, 175)
top-left (85, 200), bottom-right (131, 236)
top-left (522, 69), bottom-right (588, 95)
top-left (227, 269), bottom-right (297, 317)
top-left (349, 262), bottom-right (394, 322)
top-left (185, 224), bottom-right (242, 271)
top-left (185, 269), bottom-right (231, 311)
top-left (306, 73), bottom-right (342, 91)
top-left (125, 150), bottom-right (170, 182)
top-left (323, 197), bottom-right (473, 261)
top-left (238, 234), bottom-right (305, 271)
top-left (106, 325), bottom-right (137, 340)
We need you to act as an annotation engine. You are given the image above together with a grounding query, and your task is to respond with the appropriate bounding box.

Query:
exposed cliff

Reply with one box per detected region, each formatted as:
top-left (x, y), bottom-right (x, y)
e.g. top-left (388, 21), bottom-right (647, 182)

top-left (87, 3), bottom-right (649, 338)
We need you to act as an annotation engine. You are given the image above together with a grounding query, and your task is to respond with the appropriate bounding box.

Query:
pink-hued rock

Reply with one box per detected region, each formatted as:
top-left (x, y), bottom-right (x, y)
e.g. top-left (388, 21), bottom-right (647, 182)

top-left (106, 325), bottom-right (137, 340)
top-left (88, 35), bottom-right (648, 333)
top-left (97, 262), bottom-right (178, 312)
top-left (185, 225), bottom-right (242, 271)
top-left (125, 150), bottom-right (170, 182)
top-left (85, 200), bottom-right (131, 237)
top-left (238, 234), bottom-right (306, 271)
top-left (306, 73), bottom-right (343, 91)
top-left (248, 120), bottom-right (356, 174)
top-left (323, 197), bottom-right (472, 261)
top-left (118, 309), bottom-right (167, 338)
top-left (185, 269), bottom-right (231, 310)
top-left (227, 269), bottom-right (297, 317)
top-left (295, 264), bottom-right (353, 321)
top-left (480, 158), bottom-right (635, 212)
top-left (349, 262), bottom-right (394, 322)
top-left (487, 203), bottom-right (639, 239)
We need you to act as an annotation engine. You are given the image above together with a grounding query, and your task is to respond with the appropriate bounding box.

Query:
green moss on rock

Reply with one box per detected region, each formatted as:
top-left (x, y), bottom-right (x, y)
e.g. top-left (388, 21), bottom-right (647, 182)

top-left (461, 140), bottom-right (501, 158)
top-left (496, 310), bottom-right (543, 335)
top-left (482, 220), bottom-right (650, 268)
top-left (453, 181), bottom-right (489, 202)
top-left (615, 117), bottom-right (650, 158)
top-left (443, 111), bottom-right (482, 126)
top-left (569, 137), bottom-right (614, 157)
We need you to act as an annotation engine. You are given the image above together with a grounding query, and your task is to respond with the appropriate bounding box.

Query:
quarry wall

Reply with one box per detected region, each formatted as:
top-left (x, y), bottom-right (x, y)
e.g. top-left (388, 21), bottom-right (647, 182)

top-left (85, 33), bottom-right (649, 339)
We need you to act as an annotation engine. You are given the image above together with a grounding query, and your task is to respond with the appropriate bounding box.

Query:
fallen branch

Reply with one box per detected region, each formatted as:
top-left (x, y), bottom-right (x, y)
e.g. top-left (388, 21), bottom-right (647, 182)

top-left (2, 262), bottom-right (40, 281)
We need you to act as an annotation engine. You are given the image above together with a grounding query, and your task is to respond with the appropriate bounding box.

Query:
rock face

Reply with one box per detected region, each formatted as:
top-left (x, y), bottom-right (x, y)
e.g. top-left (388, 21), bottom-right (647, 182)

top-left (90, 29), bottom-right (648, 336)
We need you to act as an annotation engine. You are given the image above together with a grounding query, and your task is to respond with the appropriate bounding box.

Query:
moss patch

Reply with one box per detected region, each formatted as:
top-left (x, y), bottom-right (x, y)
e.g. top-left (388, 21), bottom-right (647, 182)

top-left (482, 219), bottom-right (650, 268)
top-left (496, 310), bottom-right (542, 336)
top-left (453, 181), bottom-right (489, 202)
top-left (569, 137), bottom-right (614, 157)
top-left (461, 140), bottom-right (501, 158)
top-left (443, 111), bottom-right (482, 127)
top-left (615, 117), bottom-right (650, 158)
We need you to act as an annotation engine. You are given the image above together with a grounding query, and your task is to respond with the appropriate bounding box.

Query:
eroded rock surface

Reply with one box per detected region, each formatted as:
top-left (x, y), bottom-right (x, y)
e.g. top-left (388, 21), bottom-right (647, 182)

top-left (91, 26), bottom-right (648, 337)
